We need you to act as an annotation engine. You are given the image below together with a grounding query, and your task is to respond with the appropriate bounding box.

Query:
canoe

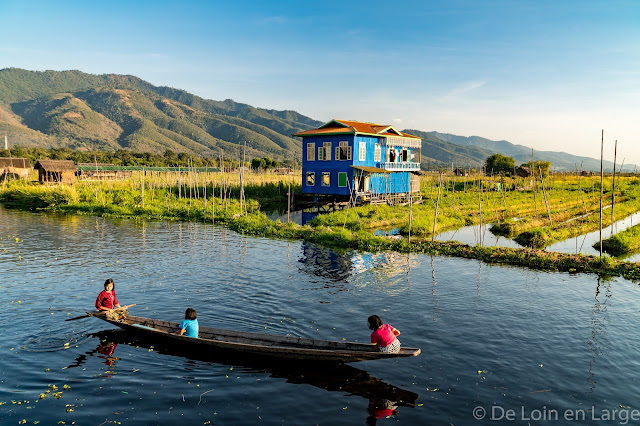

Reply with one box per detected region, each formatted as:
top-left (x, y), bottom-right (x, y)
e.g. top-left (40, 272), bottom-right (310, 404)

top-left (82, 329), bottom-right (420, 407)
top-left (91, 313), bottom-right (421, 363)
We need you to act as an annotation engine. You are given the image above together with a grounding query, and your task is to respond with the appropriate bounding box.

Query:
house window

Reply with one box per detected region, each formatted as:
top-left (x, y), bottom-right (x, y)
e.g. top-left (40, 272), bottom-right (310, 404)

top-left (338, 172), bottom-right (347, 187)
top-left (322, 172), bottom-right (330, 186)
top-left (318, 146), bottom-right (324, 161)
top-left (306, 172), bottom-right (315, 186)
top-left (307, 143), bottom-right (315, 161)
top-left (402, 149), bottom-right (409, 162)
top-left (336, 141), bottom-right (351, 161)
top-left (374, 144), bottom-right (381, 162)
top-left (359, 142), bottom-right (366, 161)
top-left (323, 142), bottom-right (332, 161)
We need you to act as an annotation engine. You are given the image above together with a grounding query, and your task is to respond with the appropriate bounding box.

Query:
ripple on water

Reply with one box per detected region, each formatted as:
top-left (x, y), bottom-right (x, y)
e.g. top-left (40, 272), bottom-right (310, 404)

top-left (22, 315), bottom-right (95, 353)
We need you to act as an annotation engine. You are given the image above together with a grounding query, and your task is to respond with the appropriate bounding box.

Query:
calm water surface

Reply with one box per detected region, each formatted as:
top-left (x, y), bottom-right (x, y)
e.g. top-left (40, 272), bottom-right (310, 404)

top-left (2, 205), bottom-right (640, 425)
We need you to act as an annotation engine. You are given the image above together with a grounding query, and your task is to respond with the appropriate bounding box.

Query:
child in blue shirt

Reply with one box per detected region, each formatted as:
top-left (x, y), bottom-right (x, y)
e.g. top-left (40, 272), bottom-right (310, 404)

top-left (179, 308), bottom-right (199, 338)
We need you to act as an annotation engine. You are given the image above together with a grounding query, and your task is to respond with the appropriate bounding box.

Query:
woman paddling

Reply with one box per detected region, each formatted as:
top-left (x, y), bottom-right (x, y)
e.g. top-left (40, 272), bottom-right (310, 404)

top-left (96, 278), bottom-right (121, 311)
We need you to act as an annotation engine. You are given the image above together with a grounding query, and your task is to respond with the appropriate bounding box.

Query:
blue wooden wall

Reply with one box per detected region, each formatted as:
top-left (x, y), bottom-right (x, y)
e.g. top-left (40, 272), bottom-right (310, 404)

top-left (301, 134), bottom-right (412, 196)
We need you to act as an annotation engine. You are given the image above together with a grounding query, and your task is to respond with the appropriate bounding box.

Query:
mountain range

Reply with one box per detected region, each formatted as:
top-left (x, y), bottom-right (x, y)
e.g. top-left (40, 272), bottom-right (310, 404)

top-left (0, 68), bottom-right (629, 172)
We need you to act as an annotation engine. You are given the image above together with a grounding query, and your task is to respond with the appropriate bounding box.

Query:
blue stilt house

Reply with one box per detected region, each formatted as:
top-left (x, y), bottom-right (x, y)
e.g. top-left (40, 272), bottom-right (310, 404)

top-left (293, 120), bottom-right (422, 202)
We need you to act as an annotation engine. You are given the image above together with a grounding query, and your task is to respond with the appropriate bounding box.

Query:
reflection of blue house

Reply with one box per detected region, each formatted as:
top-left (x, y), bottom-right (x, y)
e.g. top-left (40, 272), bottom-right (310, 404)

top-left (293, 120), bottom-right (422, 202)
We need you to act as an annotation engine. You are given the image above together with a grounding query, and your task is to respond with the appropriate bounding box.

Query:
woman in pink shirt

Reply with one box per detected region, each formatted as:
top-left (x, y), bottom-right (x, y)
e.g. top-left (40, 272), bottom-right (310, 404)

top-left (368, 315), bottom-right (401, 353)
top-left (95, 278), bottom-right (121, 311)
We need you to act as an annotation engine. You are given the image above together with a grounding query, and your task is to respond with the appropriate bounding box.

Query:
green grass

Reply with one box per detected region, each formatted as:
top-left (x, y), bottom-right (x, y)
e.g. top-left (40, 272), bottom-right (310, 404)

top-left (598, 223), bottom-right (640, 256)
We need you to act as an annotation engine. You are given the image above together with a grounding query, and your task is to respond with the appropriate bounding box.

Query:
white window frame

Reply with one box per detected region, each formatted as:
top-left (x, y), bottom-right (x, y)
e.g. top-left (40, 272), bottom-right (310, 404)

top-left (374, 143), bottom-right (381, 162)
top-left (336, 141), bottom-right (351, 161)
top-left (323, 142), bottom-right (332, 161)
top-left (338, 172), bottom-right (347, 187)
top-left (306, 171), bottom-right (315, 186)
top-left (359, 142), bottom-right (366, 161)
top-left (321, 172), bottom-right (330, 186)
top-left (307, 143), bottom-right (315, 161)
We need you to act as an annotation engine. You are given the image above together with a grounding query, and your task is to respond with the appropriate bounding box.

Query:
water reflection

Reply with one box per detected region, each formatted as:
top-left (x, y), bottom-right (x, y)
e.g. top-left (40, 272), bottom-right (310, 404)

top-left (430, 256), bottom-right (440, 323)
top-left (436, 222), bottom-right (523, 248)
top-left (74, 330), bottom-right (418, 422)
top-left (586, 278), bottom-right (612, 393)
top-left (298, 241), bottom-right (421, 288)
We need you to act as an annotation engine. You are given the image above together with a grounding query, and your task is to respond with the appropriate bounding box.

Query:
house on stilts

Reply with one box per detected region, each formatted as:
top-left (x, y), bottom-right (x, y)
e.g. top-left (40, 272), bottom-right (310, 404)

top-left (293, 120), bottom-right (422, 205)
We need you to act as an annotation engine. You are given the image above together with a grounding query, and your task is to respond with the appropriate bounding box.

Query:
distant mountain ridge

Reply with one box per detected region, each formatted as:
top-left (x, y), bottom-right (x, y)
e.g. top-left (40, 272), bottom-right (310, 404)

top-left (0, 68), bottom-right (629, 171)
top-left (428, 132), bottom-right (632, 172)
top-left (0, 68), bottom-right (322, 161)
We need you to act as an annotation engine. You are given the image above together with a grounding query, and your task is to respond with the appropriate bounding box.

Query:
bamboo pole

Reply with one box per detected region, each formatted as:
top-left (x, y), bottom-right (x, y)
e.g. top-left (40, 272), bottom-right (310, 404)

top-left (539, 167), bottom-right (552, 226)
top-left (532, 148), bottom-right (537, 216)
top-left (431, 172), bottom-right (442, 242)
top-left (287, 168), bottom-right (291, 223)
top-left (492, 187), bottom-right (499, 225)
top-left (478, 172), bottom-right (483, 246)
top-left (611, 140), bottom-right (617, 236)
top-left (599, 130), bottom-right (604, 255)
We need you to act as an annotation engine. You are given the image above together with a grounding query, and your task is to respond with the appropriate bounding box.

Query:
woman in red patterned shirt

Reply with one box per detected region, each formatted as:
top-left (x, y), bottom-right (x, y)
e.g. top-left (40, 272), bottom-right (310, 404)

top-left (95, 278), bottom-right (121, 311)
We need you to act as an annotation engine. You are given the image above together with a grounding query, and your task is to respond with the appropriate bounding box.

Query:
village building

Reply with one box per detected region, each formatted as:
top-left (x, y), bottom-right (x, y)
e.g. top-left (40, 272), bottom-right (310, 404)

top-left (293, 120), bottom-right (422, 203)
top-left (453, 167), bottom-right (468, 176)
top-left (34, 159), bottom-right (77, 183)
top-left (0, 157), bottom-right (32, 181)
top-left (515, 166), bottom-right (532, 177)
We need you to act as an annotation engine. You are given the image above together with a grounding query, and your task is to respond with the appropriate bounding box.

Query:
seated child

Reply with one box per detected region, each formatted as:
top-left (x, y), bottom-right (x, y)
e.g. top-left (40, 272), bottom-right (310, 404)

top-left (368, 315), bottom-right (401, 353)
top-left (179, 308), bottom-right (199, 338)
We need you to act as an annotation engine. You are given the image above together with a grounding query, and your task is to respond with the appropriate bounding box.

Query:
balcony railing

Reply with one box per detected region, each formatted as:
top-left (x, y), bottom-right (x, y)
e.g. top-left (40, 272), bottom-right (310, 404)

top-left (378, 162), bottom-right (421, 171)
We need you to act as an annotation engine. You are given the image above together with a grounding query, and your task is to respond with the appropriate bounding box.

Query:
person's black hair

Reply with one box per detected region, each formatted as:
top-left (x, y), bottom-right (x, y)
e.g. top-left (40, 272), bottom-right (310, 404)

top-left (185, 308), bottom-right (197, 320)
top-left (104, 278), bottom-right (114, 290)
top-left (368, 315), bottom-right (382, 330)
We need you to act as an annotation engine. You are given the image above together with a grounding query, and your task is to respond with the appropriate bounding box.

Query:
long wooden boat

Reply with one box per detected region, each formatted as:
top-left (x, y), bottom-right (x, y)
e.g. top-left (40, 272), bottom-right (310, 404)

top-left (91, 313), bottom-right (421, 363)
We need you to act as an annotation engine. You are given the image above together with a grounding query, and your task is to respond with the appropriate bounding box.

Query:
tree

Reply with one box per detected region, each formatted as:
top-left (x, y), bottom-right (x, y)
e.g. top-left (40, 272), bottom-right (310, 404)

top-left (485, 154), bottom-right (515, 175)
top-left (521, 161), bottom-right (551, 177)
top-left (262, 157), bottom-right (273, 170)
top-left (251, 157), bottom-right (265, 170)
top-left (164, 149), bottom-right (178, 164)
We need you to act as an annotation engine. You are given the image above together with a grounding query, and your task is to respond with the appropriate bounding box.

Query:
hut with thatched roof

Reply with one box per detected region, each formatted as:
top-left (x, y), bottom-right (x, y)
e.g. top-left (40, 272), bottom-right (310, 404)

top-left (34, 159), bottom-right (77, 183)
top-left (453, 167), bottom-right (468, 176)
top-left (0, 157), bottom-right (32, 181)
top-left (515, 166), bottom-right (532, 177)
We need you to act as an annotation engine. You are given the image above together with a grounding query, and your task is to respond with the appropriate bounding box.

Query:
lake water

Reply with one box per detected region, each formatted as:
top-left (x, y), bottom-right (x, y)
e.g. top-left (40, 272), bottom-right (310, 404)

top-left (2, 205), bottom-right (640, 425)
top-left (547, 211), bottom-right (640, 261)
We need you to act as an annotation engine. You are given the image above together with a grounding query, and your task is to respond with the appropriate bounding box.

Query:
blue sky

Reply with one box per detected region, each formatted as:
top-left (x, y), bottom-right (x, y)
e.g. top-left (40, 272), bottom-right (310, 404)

top-left (1, 0), bottom-right (639, 166)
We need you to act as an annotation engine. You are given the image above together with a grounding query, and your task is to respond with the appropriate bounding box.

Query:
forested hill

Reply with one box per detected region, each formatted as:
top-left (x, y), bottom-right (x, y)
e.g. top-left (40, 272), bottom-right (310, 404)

top-left (0, 68), bottom-right (322, 162)
top-left (0, 68), bottom-right (630, 171)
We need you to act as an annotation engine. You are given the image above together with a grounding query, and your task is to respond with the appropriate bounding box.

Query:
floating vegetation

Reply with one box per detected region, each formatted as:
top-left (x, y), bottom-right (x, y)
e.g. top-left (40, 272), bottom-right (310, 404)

top-left (598, 223), bottom-right (640, 256)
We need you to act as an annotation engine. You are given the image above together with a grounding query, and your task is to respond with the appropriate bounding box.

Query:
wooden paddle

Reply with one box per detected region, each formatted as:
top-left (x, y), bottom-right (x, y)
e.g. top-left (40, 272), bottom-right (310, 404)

top-left (65, 304), bottom-right (136, 321)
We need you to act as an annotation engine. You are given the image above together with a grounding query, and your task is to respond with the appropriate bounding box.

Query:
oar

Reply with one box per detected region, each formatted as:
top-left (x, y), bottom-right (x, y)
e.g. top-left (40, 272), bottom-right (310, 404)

top-left (65, 304), bottom-right (136, 321)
